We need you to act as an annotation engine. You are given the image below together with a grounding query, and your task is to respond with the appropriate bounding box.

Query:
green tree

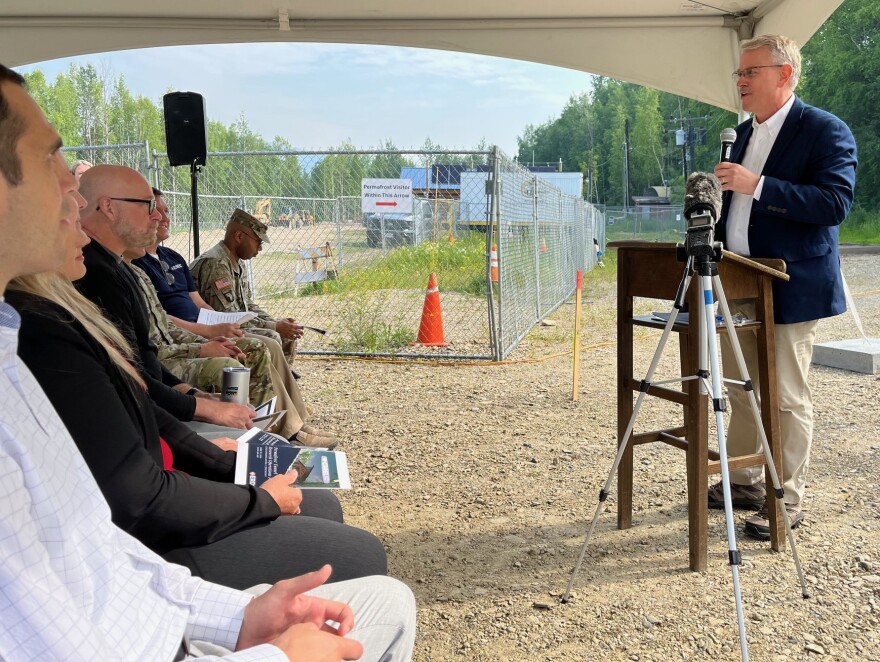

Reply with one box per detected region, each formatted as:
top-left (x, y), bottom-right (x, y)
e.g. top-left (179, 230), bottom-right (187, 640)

top-left (800, 0), bottom-right (880, 210)
top-left (310, 141), bottom-right (370, 198)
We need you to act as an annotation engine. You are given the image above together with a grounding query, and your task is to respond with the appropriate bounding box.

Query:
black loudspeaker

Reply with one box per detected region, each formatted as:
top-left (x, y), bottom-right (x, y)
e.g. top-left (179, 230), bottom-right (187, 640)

top-left (163, 92), bottom-right (208, 167)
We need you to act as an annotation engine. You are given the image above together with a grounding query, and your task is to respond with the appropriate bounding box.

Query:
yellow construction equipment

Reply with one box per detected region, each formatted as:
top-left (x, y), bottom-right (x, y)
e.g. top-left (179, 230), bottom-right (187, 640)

top-left (253, 198), bottom-right (271, 224)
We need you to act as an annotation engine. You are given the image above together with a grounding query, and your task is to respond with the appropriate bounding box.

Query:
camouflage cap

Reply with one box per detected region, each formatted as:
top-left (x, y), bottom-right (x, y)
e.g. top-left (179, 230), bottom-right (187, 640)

top-left (229, 208), bottom-right (270, 244)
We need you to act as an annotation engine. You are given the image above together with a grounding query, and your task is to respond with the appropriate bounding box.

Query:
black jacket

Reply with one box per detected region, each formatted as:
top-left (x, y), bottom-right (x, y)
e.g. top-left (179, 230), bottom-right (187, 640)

top-left (8, 290), bottom-right (281, 554)
top-left (76, 239), bottom-right (196, 420)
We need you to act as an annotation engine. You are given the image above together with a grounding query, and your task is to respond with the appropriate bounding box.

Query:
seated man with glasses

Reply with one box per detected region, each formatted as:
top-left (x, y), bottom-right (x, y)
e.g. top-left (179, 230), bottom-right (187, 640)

top-left (76, 165), bottom-right (256, 434)
top-left (190, 209), bottom-right (304, 360)
top-left (132, 192), bottom-right (337, 447)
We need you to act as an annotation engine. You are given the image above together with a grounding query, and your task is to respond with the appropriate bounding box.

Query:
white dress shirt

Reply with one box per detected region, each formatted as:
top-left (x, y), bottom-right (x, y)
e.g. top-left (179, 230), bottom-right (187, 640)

top-left (0, 300), bottom-right (285, 661)
top-left (725, 94), bottom-right (796, 256)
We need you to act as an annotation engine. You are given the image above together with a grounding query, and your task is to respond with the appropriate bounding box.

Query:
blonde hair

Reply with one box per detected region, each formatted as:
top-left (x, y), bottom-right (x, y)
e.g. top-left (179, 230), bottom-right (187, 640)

top-left (741, 34), bottom-right (801, 91)
top-left (70, 159), bottom-right (93, 176)
top-left (8, 272), bottom-right (146, 389)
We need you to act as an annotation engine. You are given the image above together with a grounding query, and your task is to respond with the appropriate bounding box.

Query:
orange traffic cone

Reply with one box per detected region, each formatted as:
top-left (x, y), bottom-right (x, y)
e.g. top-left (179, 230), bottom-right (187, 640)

top-left (410, 272), bottom-right (450, 347)
top-left (540, 237), bottom-right (548, 253)
top-left (490, 244), bottom-right (499, 283)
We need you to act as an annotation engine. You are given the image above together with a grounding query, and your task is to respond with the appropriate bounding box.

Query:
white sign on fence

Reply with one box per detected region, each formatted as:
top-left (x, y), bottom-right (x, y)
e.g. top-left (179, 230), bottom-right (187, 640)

top-left (361, 178), bottom-right (413, 214)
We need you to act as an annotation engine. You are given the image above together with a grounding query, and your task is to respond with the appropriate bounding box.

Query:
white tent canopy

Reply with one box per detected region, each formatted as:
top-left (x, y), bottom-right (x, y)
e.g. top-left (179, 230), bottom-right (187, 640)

top-left (1, 1), bottom-right (842, 113)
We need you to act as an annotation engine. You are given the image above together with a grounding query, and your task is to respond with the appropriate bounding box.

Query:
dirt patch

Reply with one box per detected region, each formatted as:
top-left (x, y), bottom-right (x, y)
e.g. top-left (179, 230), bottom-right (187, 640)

top-left (296, 252), bottom-right (880, 661)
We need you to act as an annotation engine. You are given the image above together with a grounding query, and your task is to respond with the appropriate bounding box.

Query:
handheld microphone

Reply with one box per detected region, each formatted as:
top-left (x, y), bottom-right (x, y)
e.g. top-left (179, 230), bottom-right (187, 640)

top-left (720, 128), bottom-right (737, 163)
top-left (684, 172), bottom-right (722, 222)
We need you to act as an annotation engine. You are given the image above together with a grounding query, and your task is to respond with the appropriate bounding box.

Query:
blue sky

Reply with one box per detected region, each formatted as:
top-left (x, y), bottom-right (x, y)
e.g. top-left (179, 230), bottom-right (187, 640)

top-left (19, 42), bottom-right (594, 156)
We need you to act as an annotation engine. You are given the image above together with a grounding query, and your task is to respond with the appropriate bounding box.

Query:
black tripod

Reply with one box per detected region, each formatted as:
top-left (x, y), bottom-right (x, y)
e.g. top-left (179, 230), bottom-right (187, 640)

top-left (562, 240), bottom-right (809, 661)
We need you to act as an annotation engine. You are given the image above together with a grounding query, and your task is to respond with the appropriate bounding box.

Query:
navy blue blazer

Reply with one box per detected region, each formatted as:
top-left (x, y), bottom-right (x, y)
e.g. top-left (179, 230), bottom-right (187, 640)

top-left (716, 96), bottom-right (857, 324)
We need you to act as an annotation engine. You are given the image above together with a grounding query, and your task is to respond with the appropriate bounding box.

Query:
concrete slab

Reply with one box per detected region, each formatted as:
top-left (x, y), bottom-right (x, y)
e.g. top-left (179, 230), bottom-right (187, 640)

top-left (812, 338), bottom-right (880, 375)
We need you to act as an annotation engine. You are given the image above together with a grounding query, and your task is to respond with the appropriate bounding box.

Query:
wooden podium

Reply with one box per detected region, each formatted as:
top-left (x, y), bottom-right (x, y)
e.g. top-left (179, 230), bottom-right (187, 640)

top-left (610, 241), bottom-right (789, 571)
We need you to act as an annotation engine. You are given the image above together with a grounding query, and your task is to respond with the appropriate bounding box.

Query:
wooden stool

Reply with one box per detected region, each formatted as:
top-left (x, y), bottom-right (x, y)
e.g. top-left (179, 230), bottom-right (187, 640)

top-left (611, 241), bottom-right (789, 571)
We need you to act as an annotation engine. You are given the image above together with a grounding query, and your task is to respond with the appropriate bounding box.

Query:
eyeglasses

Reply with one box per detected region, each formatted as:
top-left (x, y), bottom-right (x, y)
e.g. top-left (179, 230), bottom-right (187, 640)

top-left (159, 259), bottom-right (175, 286)
top-left (731, 64), bottom-right (783, 80)
top-left (98, 197), bottom-right (157, 213)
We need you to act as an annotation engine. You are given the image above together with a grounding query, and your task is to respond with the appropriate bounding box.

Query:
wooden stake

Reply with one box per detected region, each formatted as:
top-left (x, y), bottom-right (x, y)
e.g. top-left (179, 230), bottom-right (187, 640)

top-left (572, 270), bottom-right (584, 401)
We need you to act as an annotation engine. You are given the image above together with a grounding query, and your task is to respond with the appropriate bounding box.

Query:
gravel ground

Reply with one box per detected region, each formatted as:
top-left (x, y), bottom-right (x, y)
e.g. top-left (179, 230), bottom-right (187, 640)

top-left (297, 252), bottom-right (880, 662)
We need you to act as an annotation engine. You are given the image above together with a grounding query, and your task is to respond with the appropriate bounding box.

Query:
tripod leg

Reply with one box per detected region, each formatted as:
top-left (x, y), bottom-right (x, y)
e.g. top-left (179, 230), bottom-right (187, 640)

top-left (699, 273), bottom-right (750, 661)
top-left (562, 269), bottom-right (694, 602)
top-left (713, 276), bottom-right (810, 598)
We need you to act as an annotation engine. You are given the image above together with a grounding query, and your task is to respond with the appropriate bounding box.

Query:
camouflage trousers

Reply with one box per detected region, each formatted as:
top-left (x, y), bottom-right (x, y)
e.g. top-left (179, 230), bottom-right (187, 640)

top-left (163, 337), bottom-right (306, 439)
top-left (245, 326), bottom-right (297, 360)
top-left (244, 332), bottom-right (310, 429)
top-left (163, 337), bottom-right (273, 403)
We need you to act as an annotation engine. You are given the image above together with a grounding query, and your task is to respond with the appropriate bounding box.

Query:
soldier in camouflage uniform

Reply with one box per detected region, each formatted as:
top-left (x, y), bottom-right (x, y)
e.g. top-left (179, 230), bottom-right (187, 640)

top-left (126, 257), bottom-right (313, 441)
top-left (189, 209), bottom-right (302, 359)
top-left (132, 191), bottom-right (337, 448)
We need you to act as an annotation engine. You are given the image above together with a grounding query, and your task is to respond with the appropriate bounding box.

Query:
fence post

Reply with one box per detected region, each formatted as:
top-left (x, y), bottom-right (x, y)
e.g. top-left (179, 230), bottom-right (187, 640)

top-left (334, 196), bottom-right (343, 271)
top-left (487, 146), bottom-right (502, 360)
top-left (150, 147), bottom-right (161, 190)
top-left (533, 174), bottom-right (541, 319)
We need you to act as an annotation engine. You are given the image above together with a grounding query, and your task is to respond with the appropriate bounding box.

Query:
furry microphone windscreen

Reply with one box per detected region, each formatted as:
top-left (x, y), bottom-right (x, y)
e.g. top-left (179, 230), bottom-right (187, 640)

top-left (684, 172), bottom-right (722, 221)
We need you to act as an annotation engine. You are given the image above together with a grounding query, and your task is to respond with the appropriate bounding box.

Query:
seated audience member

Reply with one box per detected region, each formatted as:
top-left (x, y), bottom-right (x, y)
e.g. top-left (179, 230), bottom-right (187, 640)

top-left (75, 164), bottom-right (255, 434)
top-left (190, 209), bottom-right (304, 358)
top-left (8, 220), bottom-right (385, 587)
top-left (132, 190), bottom-right (306, 384)
top-left (0, 62), bottom-right (415, 662)
top-left (70, 158), bottom-right (92, 180)
top-left (131, 192), bottom-right (336, 447)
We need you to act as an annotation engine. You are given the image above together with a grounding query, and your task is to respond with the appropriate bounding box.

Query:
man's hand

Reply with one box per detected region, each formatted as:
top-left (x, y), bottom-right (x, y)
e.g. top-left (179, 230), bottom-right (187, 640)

top-left (275, 318), bottom-right (304, 341)
top-left (193, 397), bottom-right (255, 429)
top-left (714, 162), bottom-right (761, 196)
top-left (236, 565), bottom-right (362, 661)
top-left (199, 337), bottom-right (245, 359)
top-left (210, 322), bottom-right (246, 338)
top-left (259, 473), bottom-right (304, 515)
top-left (270, 623), bottom-right (363, 662)
top-left (194, 322), bottom-right (246, 339)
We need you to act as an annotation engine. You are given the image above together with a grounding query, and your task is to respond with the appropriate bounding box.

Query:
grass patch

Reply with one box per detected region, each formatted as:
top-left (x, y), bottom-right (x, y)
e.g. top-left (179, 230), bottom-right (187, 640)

top-left (297, 232), bottom-right (489, 298)
top-left (330, 292), bottom-right (415, 353)
top-left (840, 207), bottom-right (880, 244)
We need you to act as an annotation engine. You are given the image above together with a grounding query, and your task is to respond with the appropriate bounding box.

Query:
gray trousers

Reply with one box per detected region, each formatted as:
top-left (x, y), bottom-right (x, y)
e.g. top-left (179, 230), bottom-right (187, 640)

top-left (162, 491), bottom-right (388, 589)
top-left (191, 575), bottom-right (417, 662)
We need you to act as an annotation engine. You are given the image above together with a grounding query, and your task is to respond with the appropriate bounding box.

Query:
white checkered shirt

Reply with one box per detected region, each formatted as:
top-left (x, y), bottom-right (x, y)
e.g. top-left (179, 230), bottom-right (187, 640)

top-left (0, 301), bottom-right (285, 661)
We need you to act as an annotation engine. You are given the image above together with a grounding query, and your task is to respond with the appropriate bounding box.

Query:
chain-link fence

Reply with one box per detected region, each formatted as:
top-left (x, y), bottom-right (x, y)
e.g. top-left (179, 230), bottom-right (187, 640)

top-left (61, 142), bottom-right (152, 176)
top-left (63, 143), bottom-right (601, 359)
top-left (151, 147), bottom-right (604, 359)
top-left (489, 156), bottom-right (604, 356)
top-left (603, 205), bottom-right (685, 243)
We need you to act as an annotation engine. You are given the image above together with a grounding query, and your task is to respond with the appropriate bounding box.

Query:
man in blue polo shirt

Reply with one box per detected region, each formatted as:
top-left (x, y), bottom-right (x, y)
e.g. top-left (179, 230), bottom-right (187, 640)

top-left (133, 188), bottom-right (233, 334)
top-left (134, 190), bottom-right (335, 445)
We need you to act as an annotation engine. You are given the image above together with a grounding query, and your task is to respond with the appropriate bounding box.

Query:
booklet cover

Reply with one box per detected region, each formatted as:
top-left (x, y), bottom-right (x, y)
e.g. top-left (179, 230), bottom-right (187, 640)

top-left (234, 428), bottom-right (350, 489)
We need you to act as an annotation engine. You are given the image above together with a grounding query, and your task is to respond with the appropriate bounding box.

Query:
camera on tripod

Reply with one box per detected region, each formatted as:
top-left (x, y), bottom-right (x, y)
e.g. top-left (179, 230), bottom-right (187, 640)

top-left (682, 172), bottom-right (723, 258)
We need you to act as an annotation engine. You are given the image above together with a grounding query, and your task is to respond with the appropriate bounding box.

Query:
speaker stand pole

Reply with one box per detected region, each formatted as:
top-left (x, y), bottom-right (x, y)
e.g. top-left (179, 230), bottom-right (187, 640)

top-left (190, 161), bottom-right (201, 256)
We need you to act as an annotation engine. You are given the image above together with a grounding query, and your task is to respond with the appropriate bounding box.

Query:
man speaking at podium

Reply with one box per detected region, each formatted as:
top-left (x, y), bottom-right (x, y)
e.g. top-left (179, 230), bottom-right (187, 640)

top-left (712, 34), bottom-right (857, 539)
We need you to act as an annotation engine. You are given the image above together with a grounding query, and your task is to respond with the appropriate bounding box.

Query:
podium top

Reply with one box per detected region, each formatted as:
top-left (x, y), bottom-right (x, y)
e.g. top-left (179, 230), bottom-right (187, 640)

top-left (607, 241), bottom-right (789, 282)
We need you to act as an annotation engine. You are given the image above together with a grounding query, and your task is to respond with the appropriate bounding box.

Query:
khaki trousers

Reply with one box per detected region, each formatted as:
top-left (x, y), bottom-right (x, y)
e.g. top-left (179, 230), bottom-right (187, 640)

top-left (244, 332), bottom-right (309, 438)
top-left (720, 301), bottom-right (818, 505)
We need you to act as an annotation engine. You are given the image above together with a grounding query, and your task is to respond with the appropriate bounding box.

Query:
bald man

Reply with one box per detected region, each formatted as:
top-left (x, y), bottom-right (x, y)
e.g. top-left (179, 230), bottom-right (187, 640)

top-left (76, 165), bottom-right (255, 432)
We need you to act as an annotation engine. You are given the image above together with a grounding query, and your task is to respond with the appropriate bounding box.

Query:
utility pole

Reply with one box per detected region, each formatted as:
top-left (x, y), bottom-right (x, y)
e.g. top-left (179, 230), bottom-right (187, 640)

top-left (670, 114), bottom-right (710, 181)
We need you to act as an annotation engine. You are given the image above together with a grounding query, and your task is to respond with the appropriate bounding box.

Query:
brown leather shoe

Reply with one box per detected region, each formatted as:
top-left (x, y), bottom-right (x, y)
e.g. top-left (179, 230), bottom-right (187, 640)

top-left (300, 424), bottom-right (336, 438)
top-left (290, 429), bottom-right (339, 450)
top-left (707, 481), bottom-right (765, 510)
top-left (744, 501), bottom-right (803, 540)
